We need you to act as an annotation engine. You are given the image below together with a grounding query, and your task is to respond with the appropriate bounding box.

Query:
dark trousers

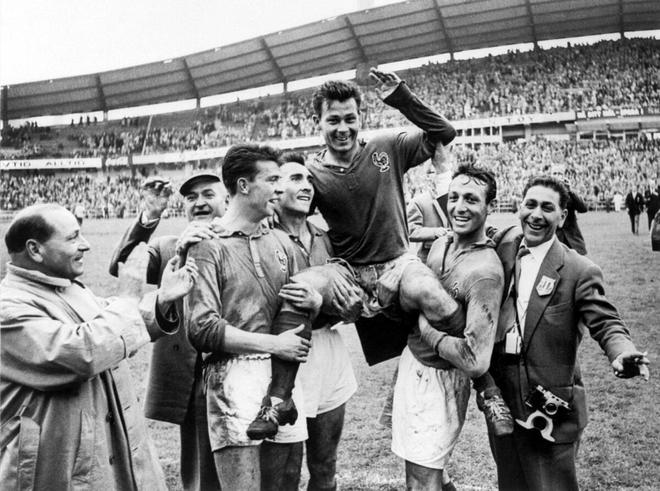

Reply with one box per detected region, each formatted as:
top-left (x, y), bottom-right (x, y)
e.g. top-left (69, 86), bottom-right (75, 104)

top-left (180, 375), bottom-right (221, 491)
top-left (489, 425), bottom-right (579, 491)
top-left (629, 213), bottom-right (640, 234)
top-left (258, 404), bottom-right (346, 491)
top-left (306, 404), bottom-right (346, 491)
top-left (260, 441), bottom-right (304, 491)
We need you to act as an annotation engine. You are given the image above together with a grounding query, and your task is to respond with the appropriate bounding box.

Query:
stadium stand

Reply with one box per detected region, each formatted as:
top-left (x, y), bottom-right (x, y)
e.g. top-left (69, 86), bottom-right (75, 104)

top-left (2, 136), bottom-right (658, 218)
top-left (2, 38), bottom-right (659, 160)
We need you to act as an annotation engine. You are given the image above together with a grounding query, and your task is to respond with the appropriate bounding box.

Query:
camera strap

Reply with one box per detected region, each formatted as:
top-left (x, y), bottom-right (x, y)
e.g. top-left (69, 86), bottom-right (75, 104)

top-left (511, 275), bottom-right (534, 397)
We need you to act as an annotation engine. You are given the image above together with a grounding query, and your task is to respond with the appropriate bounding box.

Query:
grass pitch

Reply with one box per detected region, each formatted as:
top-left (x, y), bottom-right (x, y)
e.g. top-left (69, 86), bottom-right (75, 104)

top-left (2, 211), bottom-right (658, 490)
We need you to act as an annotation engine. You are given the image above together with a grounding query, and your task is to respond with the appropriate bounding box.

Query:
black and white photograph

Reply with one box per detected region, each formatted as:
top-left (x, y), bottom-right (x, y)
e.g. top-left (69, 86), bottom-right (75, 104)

top-left (1, 0), bottom-right (658, 489)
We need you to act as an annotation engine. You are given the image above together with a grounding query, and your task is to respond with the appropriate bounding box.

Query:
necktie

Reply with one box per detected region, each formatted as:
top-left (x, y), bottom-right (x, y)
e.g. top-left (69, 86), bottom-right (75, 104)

top-left (515, 245), bottom-right (530, 286)
top-left (515, 245), bottom-right (532, 334)
top-left (517, 244), bottom-right (530, 260)
top-left (498, 245), bottom-right (530, 342)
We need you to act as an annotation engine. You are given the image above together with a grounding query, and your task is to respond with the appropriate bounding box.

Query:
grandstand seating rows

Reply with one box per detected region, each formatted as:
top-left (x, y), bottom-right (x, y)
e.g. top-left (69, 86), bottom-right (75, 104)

top-left (2, 138), bottom-right (658, 216)
top-left (2, 38), bottom-right (659, 161)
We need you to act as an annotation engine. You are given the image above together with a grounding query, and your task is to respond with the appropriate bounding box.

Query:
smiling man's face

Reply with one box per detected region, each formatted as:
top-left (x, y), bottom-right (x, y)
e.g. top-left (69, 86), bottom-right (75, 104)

top-left (36, 207), bottom-right (91, 279)
top-left (316, 98), bottom-right (360, 159)
top-left (519, 184), bottom-right (567, 247)
top-left (277, 161), bottom-right (314, 215)
top-left (183, 181), bottom-right (228, 222)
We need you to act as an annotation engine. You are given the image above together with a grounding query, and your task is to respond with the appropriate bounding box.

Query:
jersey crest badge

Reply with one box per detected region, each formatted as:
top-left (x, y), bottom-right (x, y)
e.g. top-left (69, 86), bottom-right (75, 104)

top-left (275, 249), bottom-right (288, 272)
top-left (371, 151), bottom-right (390, 173)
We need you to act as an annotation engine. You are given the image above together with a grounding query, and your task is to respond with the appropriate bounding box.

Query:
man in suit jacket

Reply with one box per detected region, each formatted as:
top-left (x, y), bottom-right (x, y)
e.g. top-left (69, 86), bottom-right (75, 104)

top-left (109, 173), bottom-right (228, 491)
top-left (407, 148), bottom-right (452, 263)
top-left (625, 186), bottom-right (645, 235)
top-left (407, 191), bottom-right (449, 262)
top-left (489, 175), bottom-right (649, 490)
top-left (644, 184), bottom-right (660, 231)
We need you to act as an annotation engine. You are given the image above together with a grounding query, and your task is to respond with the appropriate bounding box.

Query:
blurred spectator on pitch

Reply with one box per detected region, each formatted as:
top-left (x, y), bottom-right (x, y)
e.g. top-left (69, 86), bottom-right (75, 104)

top-left (644, 182), bottom-right (660, 231)
top-left (551, 165), bottom-right (588, 255)
top-left (625, 185), bottom-right (646, 235)
top-left (73, 201), bottom-right (86, 225)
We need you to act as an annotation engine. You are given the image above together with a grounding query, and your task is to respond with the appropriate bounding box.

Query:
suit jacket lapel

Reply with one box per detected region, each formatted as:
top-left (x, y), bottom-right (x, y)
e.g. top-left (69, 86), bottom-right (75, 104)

top-left (433, 194), bottom-right (449, 228)
top-left (523, 239), bottom-right (564, 350)
top-left (503, 235), bottom-right (523, 298)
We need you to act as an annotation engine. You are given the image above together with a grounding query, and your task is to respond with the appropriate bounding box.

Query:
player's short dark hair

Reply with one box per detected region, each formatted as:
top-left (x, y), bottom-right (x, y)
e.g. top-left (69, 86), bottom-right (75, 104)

top-left (523, 175), bottom-right (569, 209)
top-left (281, 152), bottom-right (306, 166)
top-left (222, 144), bottom-right (282, 195)
top-left (5, 204), bottom-right (60, 253)
top-left (453, 163), bottom-right (498, 204)
top-left (312, 80), bottom-right (362, 117)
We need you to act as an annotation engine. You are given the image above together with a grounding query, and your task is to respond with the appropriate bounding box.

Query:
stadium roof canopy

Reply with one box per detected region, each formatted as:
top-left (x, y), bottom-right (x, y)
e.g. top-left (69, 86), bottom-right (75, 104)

top-left (2, 0), bottom-right (659, 120)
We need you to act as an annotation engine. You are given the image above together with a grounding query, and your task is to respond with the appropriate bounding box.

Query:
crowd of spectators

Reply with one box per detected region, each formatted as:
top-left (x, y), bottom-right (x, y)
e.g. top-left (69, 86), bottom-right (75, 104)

top-left (2, 38), bottom-right (658, 161)
top-left (0, 173), bottom-right (147, 218)
top-left (0, 122), bottom-right (54, 160)
top-left (407, 136), bottom-right (660, 210)
top-left (2, 136), bottom-right (658, 218)
top-left (368, 37), bottom-right (659, 124)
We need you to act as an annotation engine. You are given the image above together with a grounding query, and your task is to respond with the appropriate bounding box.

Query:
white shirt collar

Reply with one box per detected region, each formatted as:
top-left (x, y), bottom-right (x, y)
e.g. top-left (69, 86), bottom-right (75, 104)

top-left (522, 236), bottom-right (555, 264)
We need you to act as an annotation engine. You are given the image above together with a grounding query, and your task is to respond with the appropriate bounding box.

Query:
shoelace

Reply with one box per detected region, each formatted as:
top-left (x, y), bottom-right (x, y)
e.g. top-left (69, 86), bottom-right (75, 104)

top-left (256, 405), bottom-right (279, 424)
top-left (484, 397), bottom-right (510, 421)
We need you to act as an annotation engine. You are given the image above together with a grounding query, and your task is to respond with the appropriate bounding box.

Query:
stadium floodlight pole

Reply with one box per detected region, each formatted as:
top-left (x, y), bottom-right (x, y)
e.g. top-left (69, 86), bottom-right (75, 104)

top-left (142, 115), bottom-right (153, 156)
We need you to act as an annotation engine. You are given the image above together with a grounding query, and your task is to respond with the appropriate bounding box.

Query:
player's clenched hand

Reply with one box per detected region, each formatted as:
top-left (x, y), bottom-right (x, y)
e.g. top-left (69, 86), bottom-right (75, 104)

top-left (141, 177), bottom-right (173, 221)
top-left (369, 68), bottom-right (402, 100)
top-left (158, 256), bottom-right (199, 304)
top-left (117, 242), bottom-right (149, 300)
top-left (272, 325), bottom-right (311, 362)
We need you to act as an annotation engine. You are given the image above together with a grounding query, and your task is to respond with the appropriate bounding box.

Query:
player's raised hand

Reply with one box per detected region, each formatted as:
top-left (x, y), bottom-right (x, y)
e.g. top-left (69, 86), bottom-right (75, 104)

top-left (141, 176), bottom-right (173, 221)
top-left (370, 67), bottom-right (402, 100)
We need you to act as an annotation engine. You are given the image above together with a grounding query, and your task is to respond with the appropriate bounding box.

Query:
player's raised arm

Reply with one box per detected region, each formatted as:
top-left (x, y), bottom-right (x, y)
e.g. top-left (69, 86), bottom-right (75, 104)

top-left (369, 67), bottom-right (456, 146)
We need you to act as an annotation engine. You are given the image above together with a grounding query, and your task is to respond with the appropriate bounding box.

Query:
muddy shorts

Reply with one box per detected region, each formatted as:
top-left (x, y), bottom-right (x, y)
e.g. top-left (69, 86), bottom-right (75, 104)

top-left (204, 354), bottom-right (307, 450)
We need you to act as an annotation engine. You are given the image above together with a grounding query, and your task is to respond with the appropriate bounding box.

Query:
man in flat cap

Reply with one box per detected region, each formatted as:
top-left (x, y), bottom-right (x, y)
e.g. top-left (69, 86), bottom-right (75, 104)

top-left (109, 172), bottom-right (227, 490)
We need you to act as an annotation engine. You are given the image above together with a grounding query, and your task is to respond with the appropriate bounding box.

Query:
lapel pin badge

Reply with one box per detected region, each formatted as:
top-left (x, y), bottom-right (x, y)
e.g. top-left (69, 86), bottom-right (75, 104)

top-left (536, 275), bottom-right (556, 296)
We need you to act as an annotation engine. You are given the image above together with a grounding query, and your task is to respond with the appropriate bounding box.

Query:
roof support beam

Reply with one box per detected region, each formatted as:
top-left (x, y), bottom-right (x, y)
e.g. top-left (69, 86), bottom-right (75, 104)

top-left (181, 58), bottom-right (201, 107)
top-left (618, 0), bottom-right (625, 38)
top-left (344, 16), bottom-right (368, 64)
top-left (433, 0), bottom-right (454, 60)
top-left (95, 75), bottom-right (108, 116)
top-left (525, 0), bottom-right (539, 48)
top-left (260, 37), bottom-right (287, 89)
